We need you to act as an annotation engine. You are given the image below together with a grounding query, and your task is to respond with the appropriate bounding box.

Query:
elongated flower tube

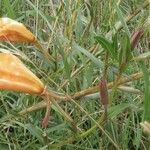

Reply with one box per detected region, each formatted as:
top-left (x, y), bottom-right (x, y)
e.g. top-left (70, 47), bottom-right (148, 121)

top-left (0, 53), bottom-right (44, 94)
top-left (0, 17), bottom-right (36, 43)
top-left (0, 52), bottom-right (52, 128)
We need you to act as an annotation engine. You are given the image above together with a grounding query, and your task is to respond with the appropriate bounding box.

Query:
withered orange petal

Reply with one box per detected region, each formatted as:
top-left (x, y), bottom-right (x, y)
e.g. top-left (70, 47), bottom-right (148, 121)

top-left (0, 53), bottom-right (44, 94)
top-left (0, 17), bottom-right (36, 43)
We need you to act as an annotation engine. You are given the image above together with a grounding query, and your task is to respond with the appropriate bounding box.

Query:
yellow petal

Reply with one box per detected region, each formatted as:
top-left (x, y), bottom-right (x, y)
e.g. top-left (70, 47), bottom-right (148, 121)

top-left (0, 17), bottom-right (36, 43)
top-left (0, 53), bottom-right (44, 94)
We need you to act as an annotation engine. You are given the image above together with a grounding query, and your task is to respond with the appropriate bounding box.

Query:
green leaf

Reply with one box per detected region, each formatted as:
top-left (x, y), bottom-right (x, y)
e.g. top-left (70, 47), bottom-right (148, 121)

top-left (119, 32), bottom-right (131, 69)
top-left (95, 35), bottom-right (112, 51)
top-left (114, 3), bottom-right (130, 37)
top-left (95, 35), bottom-right (117, 60)
top-left (0, 144), bottom-right (9, 150)
top-left (141, 63), bottom-right (150, 121)
top-left (25, 0), bottom-right (53, 32)
top-left (3, 0), bottom-right (16, 19)
top-left (73, 43), bottom-right (103, 69)
top-left (95, 35), bottom-right (120, 61)
top-left (112, 33), bottom-right (119, 60)
top-left (13, 121), bottom-right (44, 144)
top-left (25, 124), bottom-right (44, 144)
top-left (64, 56), bottom-right (71, 79)
top-left (108, 102), bottom-right (136, 119)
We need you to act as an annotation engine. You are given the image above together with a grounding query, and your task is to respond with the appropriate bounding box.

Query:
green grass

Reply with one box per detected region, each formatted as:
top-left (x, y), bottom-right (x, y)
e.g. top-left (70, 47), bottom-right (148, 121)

top-left (0, 0), bottom-right (150, 149)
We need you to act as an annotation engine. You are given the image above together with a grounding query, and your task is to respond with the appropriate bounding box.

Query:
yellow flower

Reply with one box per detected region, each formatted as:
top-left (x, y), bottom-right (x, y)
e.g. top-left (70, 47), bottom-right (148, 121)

top-left (0, 53), bottom-right (44, 94)
top-left (0, 17), bottom-right (36, 43)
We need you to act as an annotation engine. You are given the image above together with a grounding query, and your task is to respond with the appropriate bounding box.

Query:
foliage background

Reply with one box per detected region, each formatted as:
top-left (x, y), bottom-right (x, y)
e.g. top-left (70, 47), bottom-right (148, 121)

top-left (0, 0), bottom-right (150, 149)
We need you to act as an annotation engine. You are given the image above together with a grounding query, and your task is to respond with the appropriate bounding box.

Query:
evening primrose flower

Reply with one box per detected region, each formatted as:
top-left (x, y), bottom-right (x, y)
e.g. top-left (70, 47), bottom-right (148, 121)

top-left (0, 17), bottom-right (36, 43)
top-left (0, 52), bottom-right (52, 128)
top-left (0, 53), bottom-right (44, 94)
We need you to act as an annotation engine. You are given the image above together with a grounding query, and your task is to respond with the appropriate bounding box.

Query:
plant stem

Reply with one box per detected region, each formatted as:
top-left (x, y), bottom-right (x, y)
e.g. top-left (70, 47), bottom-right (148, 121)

top-left (19, 69), bottom-right (150, 115)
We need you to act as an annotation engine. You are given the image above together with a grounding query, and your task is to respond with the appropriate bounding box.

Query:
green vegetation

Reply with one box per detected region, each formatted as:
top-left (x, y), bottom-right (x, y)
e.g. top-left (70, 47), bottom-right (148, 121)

top-left (0, 0), bottom-right (150, 149)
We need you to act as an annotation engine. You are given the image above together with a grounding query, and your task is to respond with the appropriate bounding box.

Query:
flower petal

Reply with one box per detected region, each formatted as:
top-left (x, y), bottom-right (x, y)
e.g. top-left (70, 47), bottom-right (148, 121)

top-left (0, 17), bottom-right (36, 43)
top-left (0, 53), bottom-right (44, 94)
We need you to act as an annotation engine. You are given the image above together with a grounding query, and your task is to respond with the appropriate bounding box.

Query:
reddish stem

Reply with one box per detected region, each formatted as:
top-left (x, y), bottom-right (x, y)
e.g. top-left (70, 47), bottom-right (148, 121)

top-left (42, 103), bottom-right (51, 128)
top-left (41, 87), bottom-right (51, 128)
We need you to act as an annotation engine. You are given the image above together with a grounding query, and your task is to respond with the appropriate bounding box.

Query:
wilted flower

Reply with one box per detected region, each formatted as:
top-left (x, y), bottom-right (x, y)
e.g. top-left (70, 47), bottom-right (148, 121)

top-left (0, 53), bottom-right (44, 94)
top-left (99, 77), bottom-right (109, 119)
top-left (0, 17), bottom-right (36, 43)
top-left (99, 77), bottom-right (109, 106)
top-left (131, 28), bottom-right (144, 49)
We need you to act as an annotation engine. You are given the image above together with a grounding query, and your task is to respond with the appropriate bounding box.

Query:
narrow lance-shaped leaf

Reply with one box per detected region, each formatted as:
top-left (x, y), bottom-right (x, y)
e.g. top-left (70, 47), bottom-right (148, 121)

top-left (119, 32), bottom-right (132, 73)
top-left (95, 35), bottom-right (117, 60)
top-left (141, 63), bottom-right (150, 122)
top-left (112, 33), bottom-right (118, 60)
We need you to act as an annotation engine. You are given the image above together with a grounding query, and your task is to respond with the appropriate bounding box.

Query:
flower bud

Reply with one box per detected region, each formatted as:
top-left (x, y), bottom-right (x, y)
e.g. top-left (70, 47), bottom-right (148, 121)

top-left (99, 77), bottom-right (109, 106)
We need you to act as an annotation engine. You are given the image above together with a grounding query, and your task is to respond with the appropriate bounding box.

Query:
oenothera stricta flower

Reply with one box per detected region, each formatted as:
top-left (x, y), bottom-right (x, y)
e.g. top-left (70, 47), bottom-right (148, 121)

top-left (0, 53), bottom-right (44, 94)
top-left (0, 52), bottom-right (51, 128)
top-left (0, 17), bottom-right (36, 43)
